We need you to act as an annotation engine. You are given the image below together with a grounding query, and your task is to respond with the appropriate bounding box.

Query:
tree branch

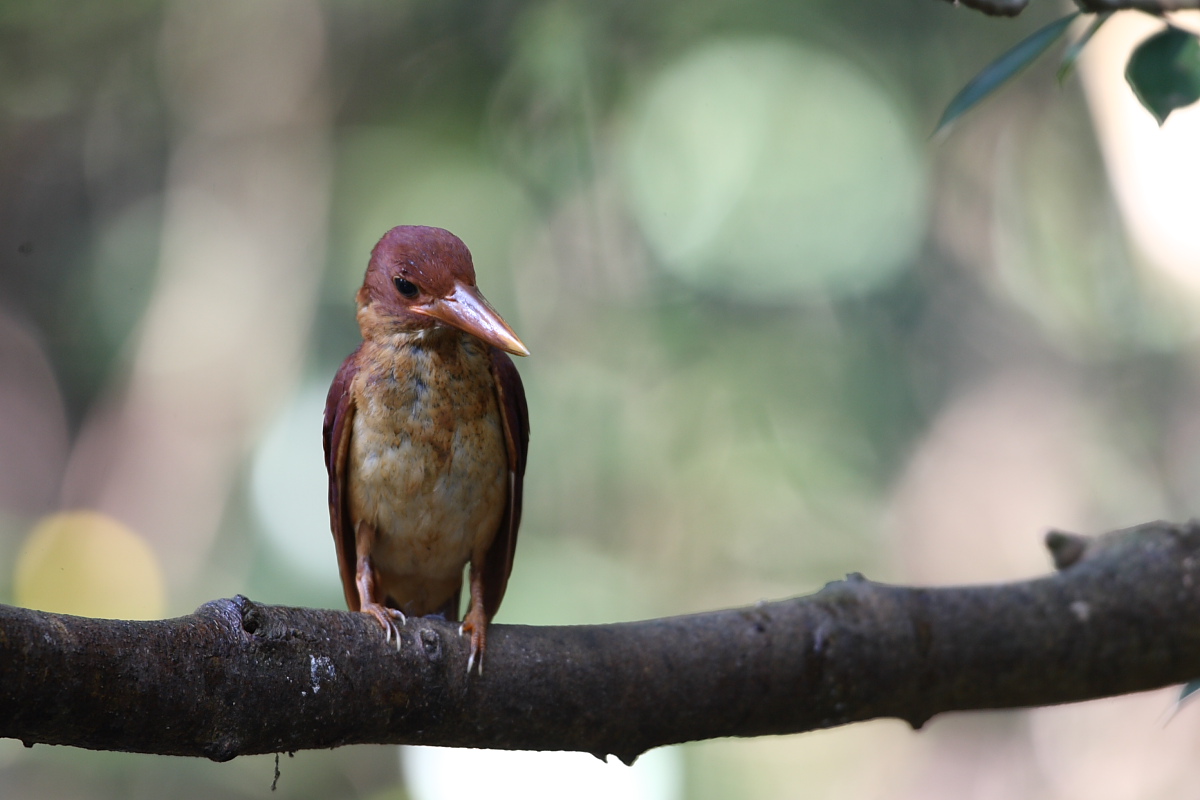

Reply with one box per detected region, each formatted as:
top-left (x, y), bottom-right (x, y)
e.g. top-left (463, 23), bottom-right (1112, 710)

top-left (2, 521), bottom-right (1198, 764)
top-left (944, 0), bottom-right (1200, 18)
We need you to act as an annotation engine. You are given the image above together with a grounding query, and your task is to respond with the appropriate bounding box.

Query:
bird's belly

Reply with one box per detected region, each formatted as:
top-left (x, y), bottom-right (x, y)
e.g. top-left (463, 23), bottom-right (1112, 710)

top-left (347, 382), bottom-right (507, 612)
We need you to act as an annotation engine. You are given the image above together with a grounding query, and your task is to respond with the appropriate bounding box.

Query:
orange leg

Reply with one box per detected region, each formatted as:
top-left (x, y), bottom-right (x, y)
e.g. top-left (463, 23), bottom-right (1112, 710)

top-left (356, 544), bottom-right (406, 650)
top-left (459, 565), bottom-right (489, 675)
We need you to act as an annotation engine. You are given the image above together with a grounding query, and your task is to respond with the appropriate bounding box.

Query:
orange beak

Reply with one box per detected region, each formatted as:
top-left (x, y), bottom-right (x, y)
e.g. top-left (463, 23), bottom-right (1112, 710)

top-left (416, 282), bottom-right (530, 357)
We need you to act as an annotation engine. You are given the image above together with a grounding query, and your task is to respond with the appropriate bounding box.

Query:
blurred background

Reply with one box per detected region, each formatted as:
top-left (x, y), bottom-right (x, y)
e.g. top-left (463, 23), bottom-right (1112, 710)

top-left (2, 1), bottom-right (1200, 798)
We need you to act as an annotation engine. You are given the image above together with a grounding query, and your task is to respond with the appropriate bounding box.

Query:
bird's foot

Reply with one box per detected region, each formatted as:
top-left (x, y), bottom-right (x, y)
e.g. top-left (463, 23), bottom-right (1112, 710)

top-left (459, 607), bottom-right (487, 676)
top-left (362, 603), bottom-right (407, 650)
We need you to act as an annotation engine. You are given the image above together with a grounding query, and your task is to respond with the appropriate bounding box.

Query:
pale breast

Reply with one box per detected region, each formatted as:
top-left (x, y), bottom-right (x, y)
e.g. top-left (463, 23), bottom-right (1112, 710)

top-left (347, 330), bottom-right (507, 612)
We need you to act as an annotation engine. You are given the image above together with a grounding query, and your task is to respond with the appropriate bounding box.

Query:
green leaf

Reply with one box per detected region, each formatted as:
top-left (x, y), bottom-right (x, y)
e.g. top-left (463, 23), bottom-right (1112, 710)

top-left (1126, 26), bottom-right (1200, 125)
top-left (1164, 679), bottom-right (1200, 724)
top-left (1058, 12), bottom-right (1113, 84)
top-left (935, 12), bottom-right (1080, 136)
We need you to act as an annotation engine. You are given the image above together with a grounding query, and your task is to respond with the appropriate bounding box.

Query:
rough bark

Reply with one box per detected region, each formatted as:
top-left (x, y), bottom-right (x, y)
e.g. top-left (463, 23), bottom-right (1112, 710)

top-left (1, 521), bottom-right (1198, 765)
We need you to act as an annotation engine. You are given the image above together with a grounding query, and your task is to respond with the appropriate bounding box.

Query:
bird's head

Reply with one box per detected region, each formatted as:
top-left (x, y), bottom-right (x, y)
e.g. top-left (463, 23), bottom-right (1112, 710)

top-left (355, 226), bottom-right (529, 356)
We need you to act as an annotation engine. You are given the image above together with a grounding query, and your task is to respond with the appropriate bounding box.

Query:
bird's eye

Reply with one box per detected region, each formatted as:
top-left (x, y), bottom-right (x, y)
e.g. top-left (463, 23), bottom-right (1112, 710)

top-left (393, 276), bottom-right (419, 298)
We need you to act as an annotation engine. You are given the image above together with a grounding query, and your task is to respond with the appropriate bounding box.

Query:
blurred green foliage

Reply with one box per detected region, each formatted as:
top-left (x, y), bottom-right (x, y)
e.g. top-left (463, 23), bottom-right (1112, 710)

top-left (2, 1), bottom-right (1199, 799)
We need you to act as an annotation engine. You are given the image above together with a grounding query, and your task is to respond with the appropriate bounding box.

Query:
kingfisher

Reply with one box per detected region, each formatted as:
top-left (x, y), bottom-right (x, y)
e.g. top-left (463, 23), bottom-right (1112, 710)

top-left (323, 225), bottom-right (529, 673)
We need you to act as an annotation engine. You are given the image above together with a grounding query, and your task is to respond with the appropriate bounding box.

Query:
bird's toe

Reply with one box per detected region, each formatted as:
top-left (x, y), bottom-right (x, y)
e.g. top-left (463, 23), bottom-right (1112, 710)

top-left (460, 610), bottom-right (487, 675)
top-left (363, 603), bottom-right (407, 650)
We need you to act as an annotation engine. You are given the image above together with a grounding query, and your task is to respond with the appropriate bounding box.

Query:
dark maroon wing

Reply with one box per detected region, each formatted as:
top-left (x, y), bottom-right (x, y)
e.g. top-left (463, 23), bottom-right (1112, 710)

top-left (322, 347), bottom-right (362, 611)
top-left (480, 347), bottom-right (530, 620)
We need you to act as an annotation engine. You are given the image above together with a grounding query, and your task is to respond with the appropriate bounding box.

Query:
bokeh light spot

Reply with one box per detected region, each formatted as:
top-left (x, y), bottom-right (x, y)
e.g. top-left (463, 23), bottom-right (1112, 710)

top-left (250, 383), bottom-right (342, 592)
top-left (621, 37), bottom-right (925, 299)
top-left (14, 510), bottom-right (165, 619)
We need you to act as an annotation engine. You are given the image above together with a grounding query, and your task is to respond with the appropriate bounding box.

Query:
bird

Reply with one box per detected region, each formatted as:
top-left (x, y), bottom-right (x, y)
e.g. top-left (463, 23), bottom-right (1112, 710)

top-left (323, 225), bottom-right (529, 674)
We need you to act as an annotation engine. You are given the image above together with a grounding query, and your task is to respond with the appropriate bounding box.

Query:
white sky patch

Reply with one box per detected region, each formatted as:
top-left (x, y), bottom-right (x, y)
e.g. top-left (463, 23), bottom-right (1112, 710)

top-left (403, 744), bottom-right (682, 800)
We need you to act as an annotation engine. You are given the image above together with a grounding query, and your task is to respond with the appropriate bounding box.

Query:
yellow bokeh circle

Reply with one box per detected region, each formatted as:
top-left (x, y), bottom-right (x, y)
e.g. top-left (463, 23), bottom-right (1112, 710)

top-left (14, 510), bottom-right (166, 620)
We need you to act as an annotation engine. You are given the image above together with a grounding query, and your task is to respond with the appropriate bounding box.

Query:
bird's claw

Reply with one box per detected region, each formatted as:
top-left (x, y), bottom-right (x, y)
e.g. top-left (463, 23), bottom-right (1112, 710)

top-left (460, 613), bottom-right (486, 676)
top-left (363, 603), bottom-right (407, 651)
